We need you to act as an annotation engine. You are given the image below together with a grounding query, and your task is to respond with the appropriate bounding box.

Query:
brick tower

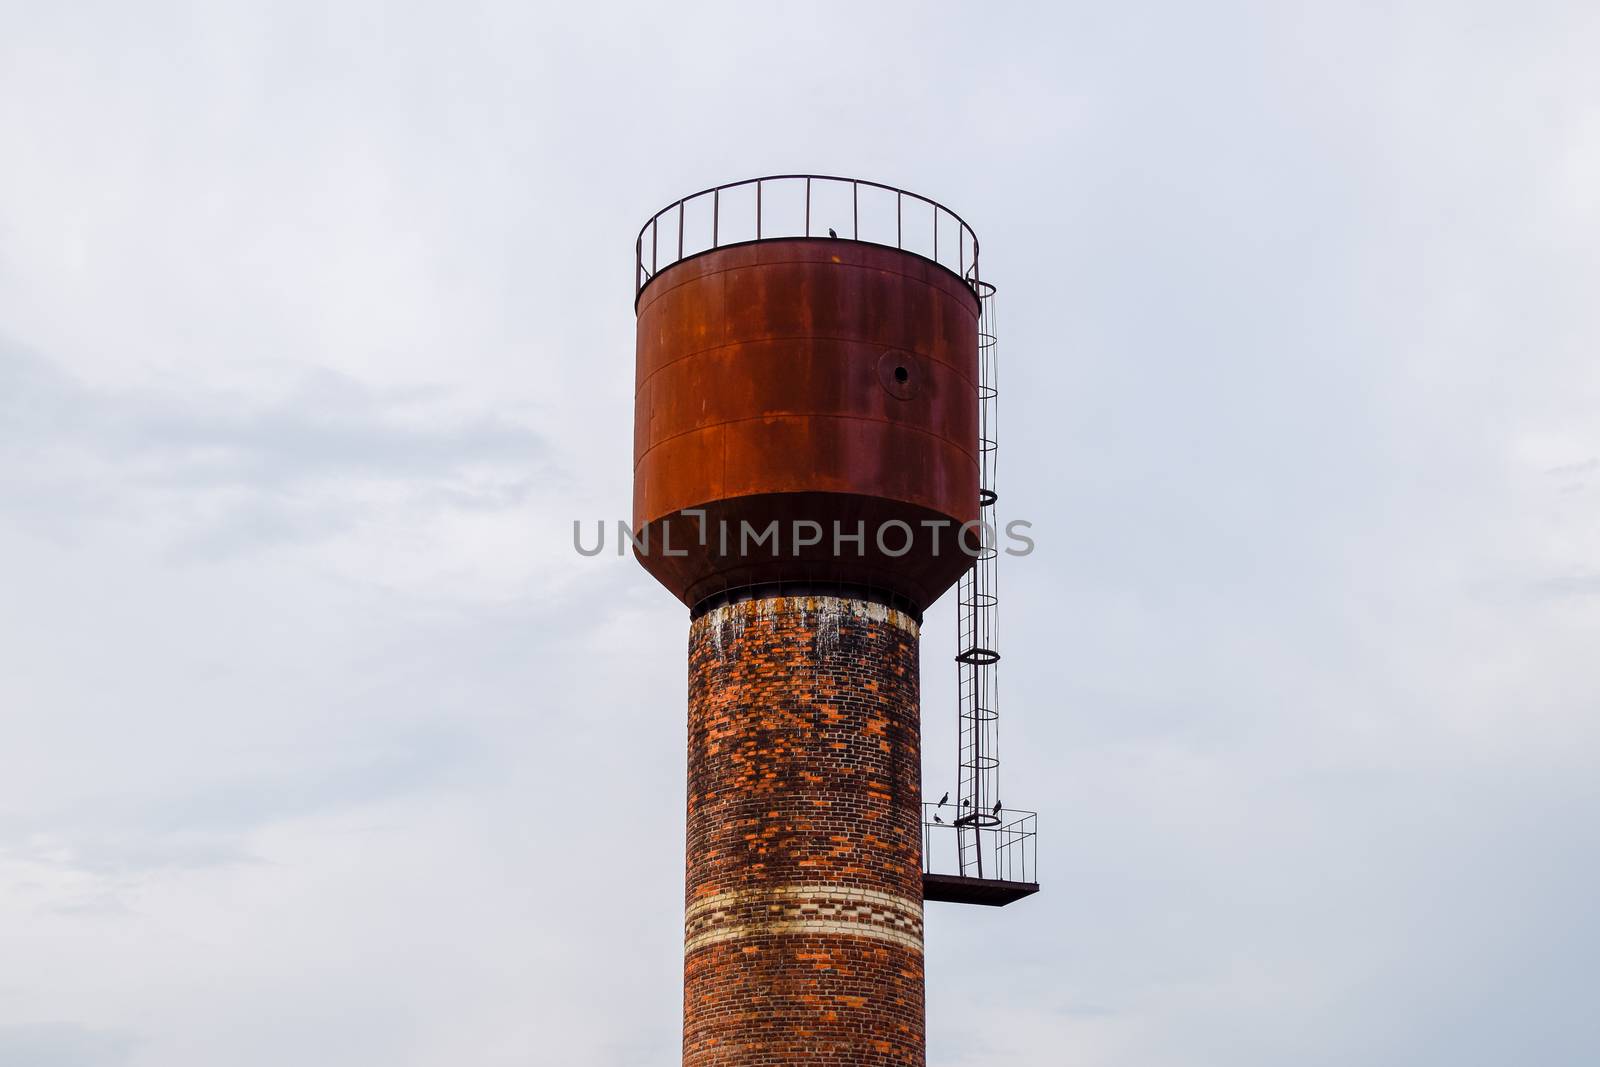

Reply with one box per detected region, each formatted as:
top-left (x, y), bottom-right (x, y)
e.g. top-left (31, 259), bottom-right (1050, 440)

top-left (633, 176), bottom-right (1026, 1066)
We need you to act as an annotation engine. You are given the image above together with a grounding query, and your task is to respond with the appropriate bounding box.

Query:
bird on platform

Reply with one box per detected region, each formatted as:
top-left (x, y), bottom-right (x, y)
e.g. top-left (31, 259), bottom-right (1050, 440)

top-left (992, 799), bottom-right (1003, 815)
top-left (962, 798), bottom-right (973, 807)
top-left (937, 791), bottom-right (949, 808)
top-left (827, 227), bottom-right (838, 238)
top-left (933, 814), bottom-right (944, 824)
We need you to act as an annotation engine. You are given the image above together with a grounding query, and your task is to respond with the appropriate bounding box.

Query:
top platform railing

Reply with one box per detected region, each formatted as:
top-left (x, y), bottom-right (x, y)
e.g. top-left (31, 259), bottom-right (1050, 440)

top-left (635, 174), bottom-right (981, 299)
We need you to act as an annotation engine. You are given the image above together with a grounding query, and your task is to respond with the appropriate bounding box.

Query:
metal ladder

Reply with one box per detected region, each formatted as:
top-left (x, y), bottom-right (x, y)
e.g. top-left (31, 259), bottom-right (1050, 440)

top-left (954, 281), bottom-right (1001, 878)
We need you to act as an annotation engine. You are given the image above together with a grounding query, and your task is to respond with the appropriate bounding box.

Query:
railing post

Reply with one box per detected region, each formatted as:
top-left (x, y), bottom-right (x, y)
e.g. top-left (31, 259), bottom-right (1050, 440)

top-left (933, 203), bottom-right (938, 262)
top-left (651, 216), bottom-right (658, 274)
top-left (713, 188), bottom-right (719, 248)
top-left (804, 176), bottom-right (810, 237)
top-left (853, 181), bottom-right (858, 240)
top-left (677, 199), bottom-right (684, 261)
top-left (896, 192), bottom-right (902, 248)
top-left (756, 179), bottom-right (762, 240)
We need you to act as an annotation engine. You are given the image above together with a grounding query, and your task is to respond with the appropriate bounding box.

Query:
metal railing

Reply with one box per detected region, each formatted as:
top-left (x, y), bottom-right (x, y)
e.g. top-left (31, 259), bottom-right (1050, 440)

top-left (922, 803), bottom-right (1037, 885)
top-left (635, 174), bottom-right (981, 298)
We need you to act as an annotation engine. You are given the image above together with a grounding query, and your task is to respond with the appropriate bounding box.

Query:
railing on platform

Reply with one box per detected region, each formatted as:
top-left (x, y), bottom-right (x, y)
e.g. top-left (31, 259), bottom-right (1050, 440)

top-left (921, 803), bottom-right (1037, 886)
top-left (635, 174), bottom-right (981, 298)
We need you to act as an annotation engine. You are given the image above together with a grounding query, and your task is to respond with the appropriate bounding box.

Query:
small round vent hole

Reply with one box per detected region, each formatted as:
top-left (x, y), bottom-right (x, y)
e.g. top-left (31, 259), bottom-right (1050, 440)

top-left (894, 365), bottom-right (909, 384)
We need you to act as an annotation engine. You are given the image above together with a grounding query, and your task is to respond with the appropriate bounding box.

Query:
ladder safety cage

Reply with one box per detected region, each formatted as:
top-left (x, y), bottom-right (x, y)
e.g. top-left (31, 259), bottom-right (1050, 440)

top-left (922, 281), bottom-right (1039, 908)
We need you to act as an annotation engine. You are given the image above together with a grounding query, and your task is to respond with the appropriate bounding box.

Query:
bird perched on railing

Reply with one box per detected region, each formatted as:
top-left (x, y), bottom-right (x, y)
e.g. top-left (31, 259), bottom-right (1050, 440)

top-left (937, 791), bottom-right (949, 808)
top-left (992, 799), bottom-right (1003, 816)
top-left (827, 227), bottom-right (838, 239)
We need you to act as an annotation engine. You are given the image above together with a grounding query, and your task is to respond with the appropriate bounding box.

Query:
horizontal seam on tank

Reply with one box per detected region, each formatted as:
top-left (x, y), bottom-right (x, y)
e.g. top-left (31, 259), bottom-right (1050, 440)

top-left (639, 332), bottom-right (980, 392)
top-left (637, 254), bottom-right (983, 321)
top-left (639, 249), bottom-right (983, 310)
top-left (637, 411), bottom-right (982, 467)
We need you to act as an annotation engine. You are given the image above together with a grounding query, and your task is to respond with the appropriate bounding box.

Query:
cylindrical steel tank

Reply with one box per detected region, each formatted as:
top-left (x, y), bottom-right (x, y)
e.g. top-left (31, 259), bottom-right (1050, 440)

top-left (634, 236), bottom-right (980, 613)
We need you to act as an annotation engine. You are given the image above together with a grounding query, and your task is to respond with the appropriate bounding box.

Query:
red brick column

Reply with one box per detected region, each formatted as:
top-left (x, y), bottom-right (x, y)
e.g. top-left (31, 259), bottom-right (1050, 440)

top-left (684, 595), bottom-right (925, 1067)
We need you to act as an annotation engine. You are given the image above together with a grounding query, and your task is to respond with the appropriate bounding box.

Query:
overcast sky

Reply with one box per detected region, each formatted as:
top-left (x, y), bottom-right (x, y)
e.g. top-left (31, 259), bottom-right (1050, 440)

top-left (3, 2), bottom-right (1599, 1065)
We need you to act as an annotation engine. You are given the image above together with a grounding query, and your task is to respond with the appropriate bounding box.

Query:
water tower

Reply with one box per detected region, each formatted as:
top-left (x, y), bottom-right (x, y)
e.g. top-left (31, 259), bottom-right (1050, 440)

top-left (632, 175), bottom-right (1037, 1067)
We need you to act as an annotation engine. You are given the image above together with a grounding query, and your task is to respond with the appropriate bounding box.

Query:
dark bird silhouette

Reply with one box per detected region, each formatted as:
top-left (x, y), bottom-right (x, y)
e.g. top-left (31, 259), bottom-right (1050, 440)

top-left (962, 798), bottom-right (972, 807)
top-left (992, 799), bottom-right (1003, 815)
top-left (933, 813), bottom-right (944, 824)
top-left (937, 791), bottom-right (949, 808)
top-left (827, 227), bottom-right (838, 239)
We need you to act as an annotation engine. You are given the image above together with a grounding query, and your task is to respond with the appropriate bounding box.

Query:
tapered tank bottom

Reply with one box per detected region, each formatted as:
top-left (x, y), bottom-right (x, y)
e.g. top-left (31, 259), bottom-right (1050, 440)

top-left (685, 595), bottom-right (925, 1067)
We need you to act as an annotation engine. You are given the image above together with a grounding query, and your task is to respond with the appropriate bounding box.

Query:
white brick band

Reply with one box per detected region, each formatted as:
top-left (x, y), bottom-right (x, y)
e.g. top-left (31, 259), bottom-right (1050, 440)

top-left (684, 885), bottom-right (925, 955)
top-left (692, 595), bottom-right (921, 643)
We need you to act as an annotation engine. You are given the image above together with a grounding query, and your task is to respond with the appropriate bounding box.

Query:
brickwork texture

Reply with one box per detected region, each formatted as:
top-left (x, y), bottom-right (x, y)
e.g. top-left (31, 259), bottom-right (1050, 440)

top-left (685, 594), bottom-right (925, 1067)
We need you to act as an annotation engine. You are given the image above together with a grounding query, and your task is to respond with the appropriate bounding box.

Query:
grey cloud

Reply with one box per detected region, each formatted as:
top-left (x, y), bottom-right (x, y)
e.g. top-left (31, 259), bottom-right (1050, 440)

top-left (1, 344), bottom-right (544, 485)
top-left (1, 723), bottom-right (479, 883)
top-left (0, 1024), bottom-right (137, 1067)
top-left (0, 341), bottom-right (550, 554)
top-left (1545, 458), bottom-right (1597, 478)
top-left (1535, 572), bottom-right (1600, 597)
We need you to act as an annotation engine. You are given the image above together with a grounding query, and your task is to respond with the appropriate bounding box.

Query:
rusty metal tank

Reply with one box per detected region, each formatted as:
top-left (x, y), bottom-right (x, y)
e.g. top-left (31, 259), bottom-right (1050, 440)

top-left (632, 176), bottom-right (982, 614)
